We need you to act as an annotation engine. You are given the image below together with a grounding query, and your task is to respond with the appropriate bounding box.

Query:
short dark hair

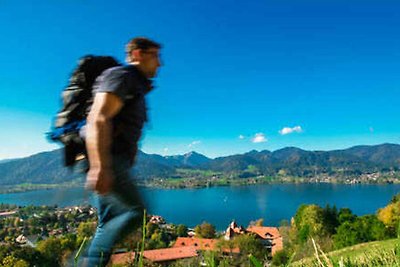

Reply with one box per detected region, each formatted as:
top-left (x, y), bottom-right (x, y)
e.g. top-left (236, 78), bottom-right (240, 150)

top-left (126, 37), bottom-right (161, 62)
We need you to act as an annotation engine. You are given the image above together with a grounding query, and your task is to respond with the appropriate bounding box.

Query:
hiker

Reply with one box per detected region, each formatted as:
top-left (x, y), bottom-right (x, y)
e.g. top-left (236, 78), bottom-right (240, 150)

top-left (83, 37), bottom-right (162, 266)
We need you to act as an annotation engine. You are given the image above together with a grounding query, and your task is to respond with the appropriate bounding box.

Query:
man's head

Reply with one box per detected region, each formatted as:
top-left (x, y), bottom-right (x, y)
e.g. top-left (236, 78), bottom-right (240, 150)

top-left (126, 37), bottom-right (162, 78)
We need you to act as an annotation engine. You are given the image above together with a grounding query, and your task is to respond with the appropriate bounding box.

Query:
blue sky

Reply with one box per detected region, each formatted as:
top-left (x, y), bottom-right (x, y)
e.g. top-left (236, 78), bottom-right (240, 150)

top-left (0, 0), bottom-right (399, 159)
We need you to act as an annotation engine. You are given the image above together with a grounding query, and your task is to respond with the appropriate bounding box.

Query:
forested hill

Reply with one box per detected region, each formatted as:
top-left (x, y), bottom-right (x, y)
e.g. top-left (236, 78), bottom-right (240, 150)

top-left (0, 143), bottom-right (399, 186)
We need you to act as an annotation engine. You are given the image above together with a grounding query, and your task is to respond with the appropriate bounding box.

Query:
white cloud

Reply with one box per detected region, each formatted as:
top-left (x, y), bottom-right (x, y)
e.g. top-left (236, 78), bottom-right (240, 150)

top-left (188, 140), bottom-right (201, 148)
top-left (252, 133), bottom-right (267, 143)
top-left (279, 126), bottom-right (303, 135)
top-left (238, 135), bottom-right (245, 140)
top-left (163, 147), bottom-right (169, 153)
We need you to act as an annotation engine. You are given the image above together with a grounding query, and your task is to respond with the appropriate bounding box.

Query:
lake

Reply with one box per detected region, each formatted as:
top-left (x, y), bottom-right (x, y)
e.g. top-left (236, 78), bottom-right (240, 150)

top-left (1, 184), bottom-right (399, 230)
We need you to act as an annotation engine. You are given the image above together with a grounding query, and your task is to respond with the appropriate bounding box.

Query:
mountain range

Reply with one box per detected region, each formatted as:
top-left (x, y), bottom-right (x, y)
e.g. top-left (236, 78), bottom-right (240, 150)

top-left (0, 143), bottom-right (399, 186)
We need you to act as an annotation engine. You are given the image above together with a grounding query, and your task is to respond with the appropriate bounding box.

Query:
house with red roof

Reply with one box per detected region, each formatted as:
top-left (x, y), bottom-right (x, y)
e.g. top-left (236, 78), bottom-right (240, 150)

top-left (110, 237), bottom-right (240, 265)
top-left (246, 226), bottom-right (283, 255)
top-left (110, 246), bottom-right (198, 266)
top-left (173, 237), bottom-right (217, 251)
top-left (173, 237), bottom-right (240, 254)
top-left (110, 222), bottom-right (282, 265)
top-left (224, 221), bottom-right (283, 256)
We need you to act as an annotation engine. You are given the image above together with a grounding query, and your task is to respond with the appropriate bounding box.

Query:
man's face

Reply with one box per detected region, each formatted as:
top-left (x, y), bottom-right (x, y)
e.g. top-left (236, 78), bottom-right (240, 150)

top-left (138, 48), bottom-right (161, 78)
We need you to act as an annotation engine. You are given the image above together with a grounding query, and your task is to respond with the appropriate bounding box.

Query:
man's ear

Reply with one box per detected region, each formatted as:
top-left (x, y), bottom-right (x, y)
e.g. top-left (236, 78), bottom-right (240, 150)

top-left (132, 49), bottom-right (142, 62)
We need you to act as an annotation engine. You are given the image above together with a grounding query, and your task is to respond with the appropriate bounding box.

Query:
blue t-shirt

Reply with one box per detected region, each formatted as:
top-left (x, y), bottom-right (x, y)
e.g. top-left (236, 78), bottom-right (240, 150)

top-left (94, 65), bottom-right (151, 162)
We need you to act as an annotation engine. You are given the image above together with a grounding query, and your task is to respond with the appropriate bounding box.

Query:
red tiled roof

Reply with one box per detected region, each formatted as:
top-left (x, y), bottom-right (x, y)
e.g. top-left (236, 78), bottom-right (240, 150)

top-left (173, 237), bottom-right (217, 251)
top-left (143, 246), bottom-right (198, 262)
top-left (246, 226), bottom-right (283, 256)
top-left (174, 237), bottom-right (240, 254)
top-left (246, 226), bottom-right (281, 240)
top-left (110, 247), bottom-right (197, 265)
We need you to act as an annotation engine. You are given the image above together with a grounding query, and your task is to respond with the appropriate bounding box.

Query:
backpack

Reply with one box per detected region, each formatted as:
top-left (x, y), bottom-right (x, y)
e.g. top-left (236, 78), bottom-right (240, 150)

top-left (48, 55), bottom-right (121, 167)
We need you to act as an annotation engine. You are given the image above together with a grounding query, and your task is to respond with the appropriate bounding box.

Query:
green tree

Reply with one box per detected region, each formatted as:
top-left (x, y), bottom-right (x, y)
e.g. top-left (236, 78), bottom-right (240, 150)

top-left (271, 249), bottom-right (290, 266)
top-left (145, 222), bottom-right (159, 238)
top-left (397, 221), bottom-right (400, 238)
top-left (1, 255), bottom-right (29, 267)
top-left (147, 231), bottom-right (167, 249)
top-left (10, 246), bottom-right (44, 267)
top-left (337, 208), bottom-right (356, 224)
top-left (322, 204), bottom-right (339, 235)
top-left (293, 204), bottom-right (328, 242)
top-left (194, 222), bottom-right (216, 238)
top-left (36, 237), bottom-right (63, 266)
top-left (333, 221), bottom-right (359, 248)
top-left (234, 234), bottom-right (267, 261)
top-left (175, 224), bottom-right (188, 237)
top-left (77, 221), bottom-right (96, 238)
top-left (60, 233), bottom-right (78, 251)
top-left (216, 239), bottom-right (237, 256)
top-left (0, 245), bottom-right (12, 261)
top-left (297, 224), bottom-right (310, 243)
top-left (333, 215), bottom-right (388, 249)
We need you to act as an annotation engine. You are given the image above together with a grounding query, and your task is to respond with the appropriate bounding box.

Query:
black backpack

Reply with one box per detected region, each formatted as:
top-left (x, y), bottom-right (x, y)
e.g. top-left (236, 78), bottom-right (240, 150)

top-left (48, 55), bottom-right (121, 167)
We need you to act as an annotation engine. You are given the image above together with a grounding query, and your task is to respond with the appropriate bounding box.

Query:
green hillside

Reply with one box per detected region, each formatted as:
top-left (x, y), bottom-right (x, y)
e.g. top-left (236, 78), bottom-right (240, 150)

top-left (291, 238), bottom-right (400, 267)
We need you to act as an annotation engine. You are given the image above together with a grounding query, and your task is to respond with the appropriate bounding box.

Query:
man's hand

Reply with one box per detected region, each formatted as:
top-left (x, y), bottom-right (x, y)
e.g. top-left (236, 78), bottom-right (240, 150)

top-left (85, 92), bottom-right (122, 195)
top-left (86, 167), bottom-right (114, 195)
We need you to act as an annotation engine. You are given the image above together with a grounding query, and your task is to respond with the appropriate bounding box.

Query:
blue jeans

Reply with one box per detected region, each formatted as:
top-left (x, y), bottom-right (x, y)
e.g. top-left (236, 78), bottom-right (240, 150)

top-left (84, 155), bottom-right (144, 267)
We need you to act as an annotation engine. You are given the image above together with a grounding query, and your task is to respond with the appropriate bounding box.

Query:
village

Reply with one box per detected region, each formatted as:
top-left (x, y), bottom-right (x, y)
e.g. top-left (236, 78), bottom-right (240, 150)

top-left (0, 204), bottom-right (283, 266)
top-left (110, 217), bottom-right (283, 265)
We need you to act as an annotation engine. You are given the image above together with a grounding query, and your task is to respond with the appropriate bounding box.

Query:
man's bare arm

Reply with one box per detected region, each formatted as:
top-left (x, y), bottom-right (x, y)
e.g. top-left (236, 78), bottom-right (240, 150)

top-left (85, 92), bottom-right (123, 194)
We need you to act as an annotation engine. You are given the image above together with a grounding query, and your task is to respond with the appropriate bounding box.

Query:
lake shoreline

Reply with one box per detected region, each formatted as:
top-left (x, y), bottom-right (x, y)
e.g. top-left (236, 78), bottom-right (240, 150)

top-left (1, 178), bottom-right (399, 194)
top-left (1, 183), bottom-right (399, 229)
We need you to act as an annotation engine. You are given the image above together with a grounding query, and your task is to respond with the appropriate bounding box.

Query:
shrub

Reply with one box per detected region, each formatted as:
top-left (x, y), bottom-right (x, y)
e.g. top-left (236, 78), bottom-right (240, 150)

top-left (271, 249), bottom-right (290, 266)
